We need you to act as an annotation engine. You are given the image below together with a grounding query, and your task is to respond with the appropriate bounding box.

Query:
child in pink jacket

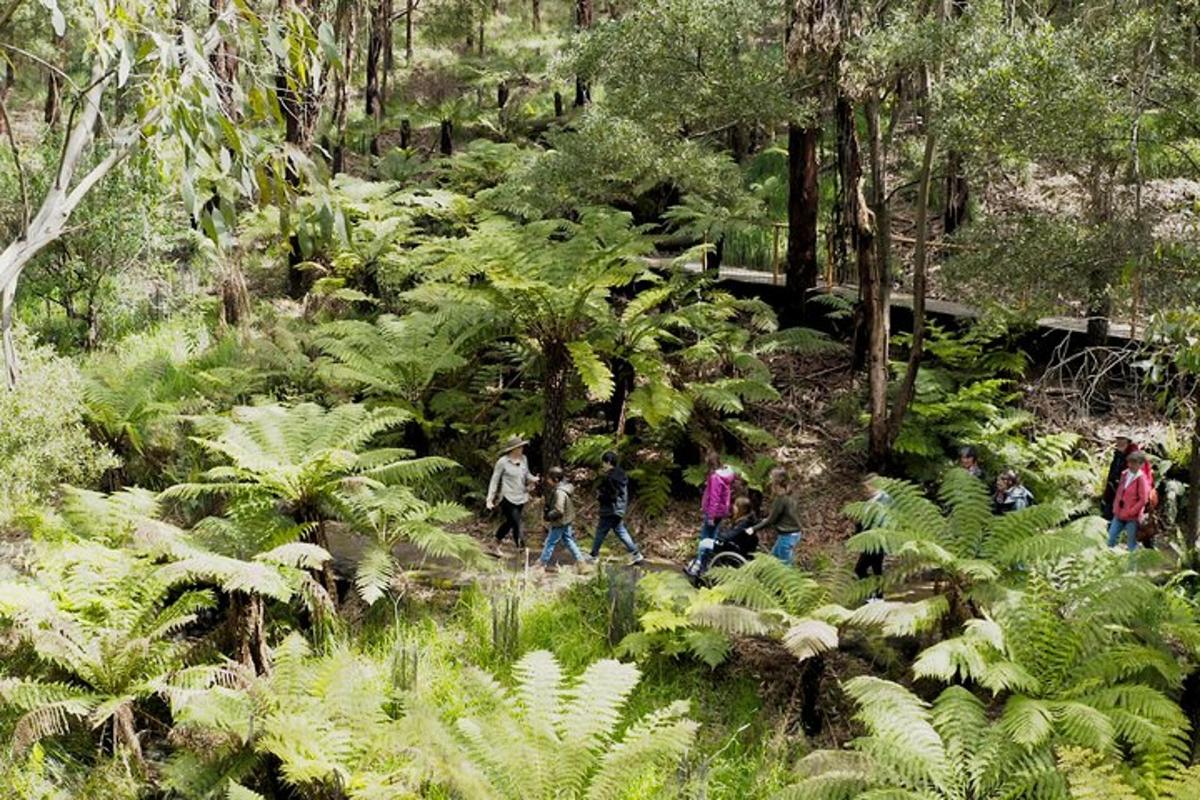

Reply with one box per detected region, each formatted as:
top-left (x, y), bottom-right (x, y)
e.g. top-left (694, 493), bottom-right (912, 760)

top-left (699, 452), bottom-right (736, 544)
top-left (1108, 450), bottom-right (1151, 552)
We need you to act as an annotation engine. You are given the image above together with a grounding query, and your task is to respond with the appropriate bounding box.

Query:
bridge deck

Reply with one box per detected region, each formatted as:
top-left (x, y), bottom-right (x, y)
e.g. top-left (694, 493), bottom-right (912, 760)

top-left (659, 259), bottom-right (1138, 341)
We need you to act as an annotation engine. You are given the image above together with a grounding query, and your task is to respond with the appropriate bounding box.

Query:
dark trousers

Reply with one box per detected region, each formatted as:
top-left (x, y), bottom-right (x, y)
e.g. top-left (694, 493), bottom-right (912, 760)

top-left (854, 550), bottom-right (884, 578)
top-left (855, 550), bottom-right (884, 600)
top-left (495, 499), bottom-right (525, 546)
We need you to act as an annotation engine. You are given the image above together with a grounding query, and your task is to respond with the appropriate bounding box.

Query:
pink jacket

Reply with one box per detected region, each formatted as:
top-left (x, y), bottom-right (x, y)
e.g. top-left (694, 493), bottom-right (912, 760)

top-left (701, 467), bottom-right (736, 520)
top-left (1113, 469), bottom-right (1151, 523)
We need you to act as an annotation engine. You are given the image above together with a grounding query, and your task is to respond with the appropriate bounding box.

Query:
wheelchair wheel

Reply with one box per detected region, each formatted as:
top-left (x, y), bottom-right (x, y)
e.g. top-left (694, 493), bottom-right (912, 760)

top-left (709, 551), bottom-right (749, 571)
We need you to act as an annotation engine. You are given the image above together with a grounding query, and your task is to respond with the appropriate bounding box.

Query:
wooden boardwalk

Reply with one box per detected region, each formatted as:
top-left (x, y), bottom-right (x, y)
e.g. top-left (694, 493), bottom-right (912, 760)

top-left (660, 259), bottom-right (1139, 342)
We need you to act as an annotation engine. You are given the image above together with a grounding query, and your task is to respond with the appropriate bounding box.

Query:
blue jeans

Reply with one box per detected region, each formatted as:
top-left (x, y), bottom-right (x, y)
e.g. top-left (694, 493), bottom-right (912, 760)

top-left (697, 516), bottom-right (723, 555)
top-left (1107, 518), bottom-right (1138, 551)
top-left (591, 515), bottom-right (640, 557)
top-left (772, 532), bottom-right (801, 564)
top-left (541, 524), bottom-right (585, 565)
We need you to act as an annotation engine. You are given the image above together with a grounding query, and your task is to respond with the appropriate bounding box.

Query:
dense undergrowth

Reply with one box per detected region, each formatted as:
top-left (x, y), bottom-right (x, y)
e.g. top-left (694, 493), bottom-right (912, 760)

top-left (2, 0), bottom-right (1200, 798)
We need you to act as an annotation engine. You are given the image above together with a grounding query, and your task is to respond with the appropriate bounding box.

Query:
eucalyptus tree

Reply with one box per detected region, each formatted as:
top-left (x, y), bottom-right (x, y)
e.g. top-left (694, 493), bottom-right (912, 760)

top-left (0, 0), bottom-right (333, 385)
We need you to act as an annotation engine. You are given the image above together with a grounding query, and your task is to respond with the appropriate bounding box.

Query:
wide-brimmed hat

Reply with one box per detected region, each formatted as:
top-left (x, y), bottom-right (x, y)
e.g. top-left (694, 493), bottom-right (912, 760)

top-left (499, 436), bottom-right (530, 455)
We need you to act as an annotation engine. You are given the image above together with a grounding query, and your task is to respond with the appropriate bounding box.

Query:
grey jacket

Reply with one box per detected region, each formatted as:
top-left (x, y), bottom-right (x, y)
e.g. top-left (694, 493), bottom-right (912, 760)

top-left (488, 455), bottom-right (533, 506)
top-left (544, 482), bottom-right (576, 526)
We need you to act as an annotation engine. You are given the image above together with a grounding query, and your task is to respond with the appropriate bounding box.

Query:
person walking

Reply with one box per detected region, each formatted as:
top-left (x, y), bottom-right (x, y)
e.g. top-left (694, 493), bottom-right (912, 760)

top-left (486, 436), bottom-right (538, 551)
top-left (1108, 450), bottom-right (1151, 552)
top-left (537, 467), bottom-right (589, 569)
top-left (590, 451), bottom-right (644, 565)
top-left (698, 451), bottom-right (736, 545)
top-left (747, 467), bottom-right (803, 565)
top-left (993, 469), bottom-right (1035, 514)
top-left (1101, 435), bottom-right (1154, 520)
top-left (853, 474), bottom-right (893, 597)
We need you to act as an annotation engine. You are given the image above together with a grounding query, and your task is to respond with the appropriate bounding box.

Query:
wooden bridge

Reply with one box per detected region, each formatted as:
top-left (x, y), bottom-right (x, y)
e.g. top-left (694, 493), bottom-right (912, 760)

top-left (660, 259), bottom-right (1140, 344)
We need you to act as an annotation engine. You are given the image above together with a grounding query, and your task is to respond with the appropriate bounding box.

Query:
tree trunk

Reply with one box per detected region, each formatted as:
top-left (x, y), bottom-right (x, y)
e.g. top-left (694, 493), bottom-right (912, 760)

top-left (1187, 409), bottom-right (1200, 566)
top-left (498, 80), bottom-right (509, 109)
top-left (542, 340), bottom-right (569, 470)
top-left (0, 62), bottom-right (13, 135)
top-left (382, 0), bottom-right (394, 106)
top-left (837, 96), bottom-right (887, 469)
top-left (943, 150), bottom-right (969, 235)
top-left (573, 0), bottom-right (592, 106)
top-left (209, 0), bottom-right (239, 111)
top-left (865, 90), bottom-right (890, 284)
top-left (405, 0), bottom-right (414, 63)
top-left (554, 91), bottom-right (564, 117)
top-left (785, 123), bottom-right (820, 321)
top-left (274, 0), bottom-right (323, 300)
top-left (2, 282), bottom-right (16, 388)
top-left (331, 0), bottom-right (358, 174)
top-left (1084, 167), bottom-right (1114, 350)
top-left (477, 6), bottom-right (485, 56)
top-left (439, 119), bottom-right (453, 155)
top-left (885, 106), bottom-right (936, 449)
top-left (366, 0), bottom-right (387, 155)
top-left (532, 0), bottom-right (541, 30)
top-left (399, 117), bottom-right (411, 149)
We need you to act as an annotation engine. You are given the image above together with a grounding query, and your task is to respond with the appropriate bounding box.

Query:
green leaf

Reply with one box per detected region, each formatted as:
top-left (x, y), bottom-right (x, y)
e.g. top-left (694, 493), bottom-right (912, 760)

top-left (568, 340), bottom-right (615, 402)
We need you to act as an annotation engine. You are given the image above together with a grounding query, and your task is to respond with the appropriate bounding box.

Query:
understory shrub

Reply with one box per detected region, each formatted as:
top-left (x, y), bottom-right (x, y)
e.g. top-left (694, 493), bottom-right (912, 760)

top-left (0, 331), bottom-right (116, 529)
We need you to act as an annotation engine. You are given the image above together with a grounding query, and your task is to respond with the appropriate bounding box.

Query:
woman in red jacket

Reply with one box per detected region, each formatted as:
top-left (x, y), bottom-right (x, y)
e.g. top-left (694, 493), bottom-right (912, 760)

top-left (1107, 451), bottom-right (1151, 552)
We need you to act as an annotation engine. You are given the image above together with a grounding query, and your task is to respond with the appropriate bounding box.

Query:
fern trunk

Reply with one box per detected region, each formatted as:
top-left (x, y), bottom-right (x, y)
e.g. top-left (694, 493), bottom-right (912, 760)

top-left (785, 122), bottom-right (820, 320)
top-left (113, 703), bottom-right (146, 773)
top-left (232, 592), bottom-right (272, 675)
top-left (543, 339), bottom-right (569, 470)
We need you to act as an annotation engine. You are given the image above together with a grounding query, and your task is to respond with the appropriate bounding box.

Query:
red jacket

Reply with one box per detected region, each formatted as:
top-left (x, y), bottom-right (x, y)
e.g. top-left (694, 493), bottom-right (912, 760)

top-left (1113, 469), bottom-right (1151, 522)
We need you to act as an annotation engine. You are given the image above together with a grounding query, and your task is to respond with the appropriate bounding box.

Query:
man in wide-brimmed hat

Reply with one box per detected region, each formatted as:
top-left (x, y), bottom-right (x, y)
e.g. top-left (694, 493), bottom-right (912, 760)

top-left (486, 436), bottom-right (538, 550)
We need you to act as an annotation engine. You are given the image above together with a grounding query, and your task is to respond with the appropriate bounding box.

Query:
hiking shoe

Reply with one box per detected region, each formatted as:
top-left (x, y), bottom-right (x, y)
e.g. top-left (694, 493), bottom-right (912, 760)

top-left (630, 554), bottom-right (645, 566)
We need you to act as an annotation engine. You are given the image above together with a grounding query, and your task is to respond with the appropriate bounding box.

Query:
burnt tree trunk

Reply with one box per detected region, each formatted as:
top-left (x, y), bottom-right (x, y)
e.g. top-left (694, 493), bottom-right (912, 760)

top-left (554, 91), bottom-right (564, 117)
top-left (532, 0), bottom-right (541, 30)
top-left (399, 117), bottom-right (411, 148)
top-left (785, 122), bottom-right (820, 321)
top-left (498, 80), bottom-right (509, 108)
top-left (440, 119), bottom-right (453, 155)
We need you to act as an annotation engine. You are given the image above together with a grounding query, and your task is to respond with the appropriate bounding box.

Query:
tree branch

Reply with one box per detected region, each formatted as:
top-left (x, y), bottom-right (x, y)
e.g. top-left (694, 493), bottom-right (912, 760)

top-left (0, 90), bottom-right (28, 233)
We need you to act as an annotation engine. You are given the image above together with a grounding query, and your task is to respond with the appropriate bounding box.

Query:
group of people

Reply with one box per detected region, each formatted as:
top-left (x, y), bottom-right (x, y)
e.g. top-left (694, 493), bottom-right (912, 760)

top-left (485, 437), bottom-right (644, 568)
top-left (1100, 435), bottom-right (1156, 551)
top-left (484, 431), bottom-right (1162, 578)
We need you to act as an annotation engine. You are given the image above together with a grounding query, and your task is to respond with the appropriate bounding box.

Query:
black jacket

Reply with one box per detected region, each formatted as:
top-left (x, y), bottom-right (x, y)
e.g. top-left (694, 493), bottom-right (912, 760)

top-left (598, 466), bottom-right (629, 517)
top-left (1101, 449), bottom-right (1127, 519)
